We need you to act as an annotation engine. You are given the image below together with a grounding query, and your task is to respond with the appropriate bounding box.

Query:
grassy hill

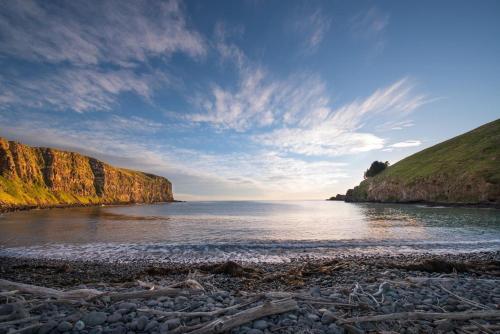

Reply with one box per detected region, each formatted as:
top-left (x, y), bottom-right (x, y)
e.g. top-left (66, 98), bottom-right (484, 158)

top-left (346, 118), bottom-right (500, 206)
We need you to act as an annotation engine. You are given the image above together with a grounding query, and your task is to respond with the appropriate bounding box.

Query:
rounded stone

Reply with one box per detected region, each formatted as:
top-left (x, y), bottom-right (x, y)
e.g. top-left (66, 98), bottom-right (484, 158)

top-left (166, 318), bottom-right (181, 329)
top-left (253, 320), bottom-right (268, 330)
top-left (57, 321), bottom-right (73, 332)
top-left (83, 312), bottom-right (108, 327)
top-left (74, 320), bottom-right (86, 331)
top-left (137, 315), bottom-right (149, 331)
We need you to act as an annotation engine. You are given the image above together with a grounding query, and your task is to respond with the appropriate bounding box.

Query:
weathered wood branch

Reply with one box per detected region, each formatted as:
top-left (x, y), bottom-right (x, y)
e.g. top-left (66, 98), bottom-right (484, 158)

top-left (0, 316), bottom-right (41, 328)
top-left (186, 298), bottom-right (298, 334)
top-left (0, 279), bottom-right (101, 300)
top-left (107, 287), bottom-right (201, 302)
top-left (337, 310), bottom-right (500, 324)
top-left (405, 277), bottom-right (500, 285)
top-left (138, 295), bottom-right (263, 318)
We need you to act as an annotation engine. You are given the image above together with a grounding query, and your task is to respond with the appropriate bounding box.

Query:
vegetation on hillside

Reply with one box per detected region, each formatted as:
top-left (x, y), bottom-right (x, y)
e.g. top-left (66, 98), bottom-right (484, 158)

top-left (345, 118), bottom-right (500, 205)
top-left (364, 161), bottom-right (390, 178)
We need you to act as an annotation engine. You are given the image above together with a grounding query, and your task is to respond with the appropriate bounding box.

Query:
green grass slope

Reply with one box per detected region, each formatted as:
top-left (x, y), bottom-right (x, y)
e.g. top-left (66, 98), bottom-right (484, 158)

top-left (348, 119), bottom-right (500, 205)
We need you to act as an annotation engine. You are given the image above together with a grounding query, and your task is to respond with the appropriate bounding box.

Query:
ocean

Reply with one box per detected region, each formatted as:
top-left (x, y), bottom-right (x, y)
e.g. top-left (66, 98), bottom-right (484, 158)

top-left (1, 201), bottom-right (499, 263)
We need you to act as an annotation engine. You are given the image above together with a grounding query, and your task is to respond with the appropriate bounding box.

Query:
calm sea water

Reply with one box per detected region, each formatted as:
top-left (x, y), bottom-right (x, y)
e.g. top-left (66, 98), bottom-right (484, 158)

top-left (0, 201), bottom-right (499, 263)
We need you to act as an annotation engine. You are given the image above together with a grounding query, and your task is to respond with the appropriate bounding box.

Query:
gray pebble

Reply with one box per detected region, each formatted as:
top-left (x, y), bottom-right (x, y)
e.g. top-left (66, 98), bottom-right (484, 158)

top-left (57, 321), bottom-right (73, 332)
top-left (74, 320), bottom-right (86, 331)
top-left (118, 303), bottom-right (137, 311)
top-left (107, 313), bottom-right (122, 323)
top-left (246, 330), bottom-right (264, 334)
top-left (89, 325), bottom-right (103, 334)
top-left (145, 320), bottom-right (159, 331)
top-left (166, 318), bottom-right (181, 330)
top-left (252, 320), bottom-right (268, 330)
top-left (159, 323), bottom-right (169, 334)
top-left (83, 312), bottom-right (108, 327)
top-left (137, 315), bottom-right (149, 331)
top-left (39, 320), bottom-right (58, 334)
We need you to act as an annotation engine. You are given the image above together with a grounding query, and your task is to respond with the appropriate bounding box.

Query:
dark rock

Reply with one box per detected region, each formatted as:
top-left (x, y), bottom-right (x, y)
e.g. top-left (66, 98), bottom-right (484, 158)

top-left (57, 321), bottom-right (73, 332)
top-left (83, 312), bottom-right (108, 327)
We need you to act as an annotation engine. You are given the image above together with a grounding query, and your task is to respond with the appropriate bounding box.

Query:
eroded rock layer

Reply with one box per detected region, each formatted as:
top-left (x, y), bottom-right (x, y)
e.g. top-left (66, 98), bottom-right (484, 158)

top-left (0, 138), bottom-right (173, 210)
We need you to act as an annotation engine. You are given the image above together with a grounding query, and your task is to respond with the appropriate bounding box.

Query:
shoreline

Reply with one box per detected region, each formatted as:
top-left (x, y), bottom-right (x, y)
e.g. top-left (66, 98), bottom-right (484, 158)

top-left (1, 252), bottom-right (499, 333)
top-left (0, 200), bottom-right (185, 214)
top-left (327, 198), bottom-right (500, 209)
top-left (3, 198), bottom-right (499, 214)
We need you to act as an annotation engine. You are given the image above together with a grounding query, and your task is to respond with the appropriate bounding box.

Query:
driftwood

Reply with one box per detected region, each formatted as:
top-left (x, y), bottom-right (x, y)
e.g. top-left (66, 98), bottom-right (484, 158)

top-left (107, 287), bottom-right (200, 302)
top-left (0, 279), bottom-right (101, 300)
top-left (186, 298), bottom-right (298, 334)
top-left (262, 291), bottom-right (359, 308)
top-left (405, 277), bottom-right (500, 285)
top-left (0, 290), bottom-right (19, 297)
top-left (6, 322), bottom-right (43, 334)
top-left (461, 324), bottom-right (500, 332)
top-left (0, 278), bottom-right (200, 303)
top-left (167, 279), bottom-right (205, 291)
top-left (438, 284), bottom-right (490, 310)
top-left (337, 310), bottom-right (500, 324)
top-left (138, 295), bottom-right (263, 318)
top-left (0, 316), bottom-right (41, 328)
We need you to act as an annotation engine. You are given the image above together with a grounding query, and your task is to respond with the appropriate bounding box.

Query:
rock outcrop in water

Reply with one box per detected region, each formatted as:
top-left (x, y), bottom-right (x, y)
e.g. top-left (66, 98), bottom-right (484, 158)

top-left (0, 137), bottom-right (174, 211)
top-left (344, 119), bottom-right (500, 207)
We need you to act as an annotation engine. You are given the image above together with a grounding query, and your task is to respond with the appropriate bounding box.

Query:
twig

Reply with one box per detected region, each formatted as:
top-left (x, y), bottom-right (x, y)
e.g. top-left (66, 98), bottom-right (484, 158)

top-left (5, 322), bottom-right (43, 334)
top-left (337, 310), bottom-right (500, 324)
top-left (469, 320), bottom-right (495, 334)
top-left (439, 284), bottom-right (490, 310)
top-left (138, 295), bottom-right (263, 318)
top-left (185, 298), bottom-right (298, 334)
top-left (0, 316), bottom-right (41, 328)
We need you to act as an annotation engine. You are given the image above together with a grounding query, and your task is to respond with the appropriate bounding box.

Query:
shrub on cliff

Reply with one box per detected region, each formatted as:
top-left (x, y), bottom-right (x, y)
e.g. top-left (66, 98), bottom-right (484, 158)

top-left (364, 161), bottom-right (390, 178)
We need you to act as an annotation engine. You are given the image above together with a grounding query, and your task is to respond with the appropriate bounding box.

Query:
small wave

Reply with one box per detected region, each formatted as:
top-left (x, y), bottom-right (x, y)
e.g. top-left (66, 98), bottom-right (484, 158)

top-left (1, 239), bottom-right (499, 263)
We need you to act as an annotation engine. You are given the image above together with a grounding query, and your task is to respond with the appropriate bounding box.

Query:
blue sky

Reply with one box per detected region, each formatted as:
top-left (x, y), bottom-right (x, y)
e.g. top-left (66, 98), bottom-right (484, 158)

top-left (1, 0), bottom-right (499, 200)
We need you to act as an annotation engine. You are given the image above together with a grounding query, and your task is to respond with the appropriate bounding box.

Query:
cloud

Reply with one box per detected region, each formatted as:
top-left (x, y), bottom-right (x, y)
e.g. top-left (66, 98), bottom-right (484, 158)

top-left (295, 9), bottom-right (331, 52)
top-left (377, 119), bottom-right (415, 131)
top-left (255, 78), bottom-right (428, 157)
top-left (189, 70), bottom-right (331, 131)
top-left (389, 140), bottom-right (422, 148)
top-left (0, 68), bottom-right (165, 112)
top-left (0, 0), bottom-right (206, 67)
top-left (350, 6), bottom-right (389, 54)
top-left (189, 28), bottom-right (333, 132)
top-left (0, 111), bottom-right (350, 200)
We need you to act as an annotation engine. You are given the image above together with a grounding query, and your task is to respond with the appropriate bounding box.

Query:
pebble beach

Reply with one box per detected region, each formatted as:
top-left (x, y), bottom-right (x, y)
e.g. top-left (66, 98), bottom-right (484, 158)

top-left (1, 252), bottom-right (499, 334)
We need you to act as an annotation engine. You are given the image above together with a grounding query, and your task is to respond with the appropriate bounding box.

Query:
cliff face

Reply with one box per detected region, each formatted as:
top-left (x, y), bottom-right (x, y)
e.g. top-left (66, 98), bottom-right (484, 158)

top-left (345, 119), bottom-right (500, 206)
top-left (0, 138), bottom-right (173, 210)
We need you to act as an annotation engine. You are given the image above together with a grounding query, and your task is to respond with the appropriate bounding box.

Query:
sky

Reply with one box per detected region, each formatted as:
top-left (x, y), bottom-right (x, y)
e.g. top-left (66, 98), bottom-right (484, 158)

top-left (0, 0), bottom-right (499, 200)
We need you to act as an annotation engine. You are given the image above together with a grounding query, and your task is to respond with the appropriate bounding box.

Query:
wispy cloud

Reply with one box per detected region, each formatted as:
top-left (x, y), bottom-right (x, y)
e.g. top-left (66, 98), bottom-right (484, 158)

top-left (0, 69), bottom-right (165, 112)
top-left (389, 140), bottom-right (422, 148)
top-left (294, 9), bottom-right (331, 52)
top-left (0, 0), bottom-right (206, 67)
top-left (189, 26), bottom-right (334, 131)
top-left (377, 119), bottom-right (415, 131)
top-left (0, 111), bottom-right (349, 199)
top-left (350, 6), bottom-right (389, 54)
top-left (255, 78), bottom-right (428, 157)
top-left (0, 0), bottom-right (204, 113)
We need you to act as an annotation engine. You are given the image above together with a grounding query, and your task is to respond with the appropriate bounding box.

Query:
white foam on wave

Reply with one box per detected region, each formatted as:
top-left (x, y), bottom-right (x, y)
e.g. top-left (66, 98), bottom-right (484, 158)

top-left (1, 239), bottom-right (499, 263)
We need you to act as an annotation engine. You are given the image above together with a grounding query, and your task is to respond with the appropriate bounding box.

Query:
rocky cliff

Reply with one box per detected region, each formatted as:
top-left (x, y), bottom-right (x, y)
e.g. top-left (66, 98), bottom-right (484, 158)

top-left (345, 119), bottom-right (500, 207)
top-left (0, 138), bottom-right (174, 211)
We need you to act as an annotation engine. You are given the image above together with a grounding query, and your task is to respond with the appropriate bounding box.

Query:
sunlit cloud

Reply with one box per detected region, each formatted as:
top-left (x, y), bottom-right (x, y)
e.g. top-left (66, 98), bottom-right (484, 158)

top-left (0, 69), bottom-right (166, 112)
top-left (295, 8), bottom-right (331, 52)
top-left (389, 140), bottom-right (422, 148)
top-left (255, 78), bottom-right (428, 157)
top-left (0, 0), bottom-right (206, 67)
